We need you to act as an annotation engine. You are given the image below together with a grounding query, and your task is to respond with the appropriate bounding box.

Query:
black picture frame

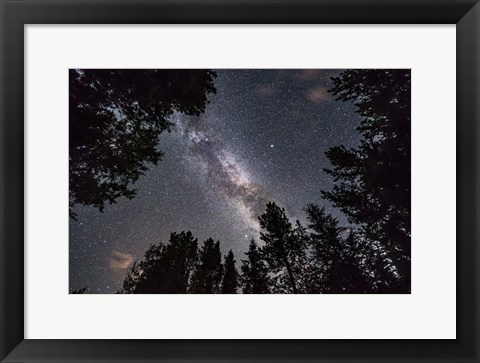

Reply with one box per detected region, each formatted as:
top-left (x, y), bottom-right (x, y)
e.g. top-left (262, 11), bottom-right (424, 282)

top-left (1, 1), bottom-right (478, 362)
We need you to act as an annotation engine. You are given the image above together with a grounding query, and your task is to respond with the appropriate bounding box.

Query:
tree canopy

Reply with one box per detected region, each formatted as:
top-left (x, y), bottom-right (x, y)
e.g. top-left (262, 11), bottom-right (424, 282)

top-left (323, 69), bottom-right (411, 292)
top-left (69, 69), bottom-right (216, 217)
top-left (120, 231), bottom-right (198, 294)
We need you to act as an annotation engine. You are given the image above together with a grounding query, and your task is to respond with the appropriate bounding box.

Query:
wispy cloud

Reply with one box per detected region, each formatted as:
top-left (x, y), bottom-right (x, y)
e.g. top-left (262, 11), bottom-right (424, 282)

top-left (109, 250), bottom-right (134, 270)
top-left (307, 86), bottom-right (332, 104)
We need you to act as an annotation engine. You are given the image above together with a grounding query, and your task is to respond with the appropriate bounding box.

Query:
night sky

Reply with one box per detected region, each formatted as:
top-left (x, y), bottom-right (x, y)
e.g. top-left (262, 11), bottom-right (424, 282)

top-left (69, 69), bottom-right (362, 293)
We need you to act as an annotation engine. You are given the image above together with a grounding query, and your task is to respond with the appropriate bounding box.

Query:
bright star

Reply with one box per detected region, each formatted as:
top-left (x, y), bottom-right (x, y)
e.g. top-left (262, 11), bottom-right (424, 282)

top-left (270, 144), bottom-right (274, 148)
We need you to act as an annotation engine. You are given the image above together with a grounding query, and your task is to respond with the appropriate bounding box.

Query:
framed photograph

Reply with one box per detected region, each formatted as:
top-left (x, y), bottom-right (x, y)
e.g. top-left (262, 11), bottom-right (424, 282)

top-left (1, 0), bottom-right (478, 362)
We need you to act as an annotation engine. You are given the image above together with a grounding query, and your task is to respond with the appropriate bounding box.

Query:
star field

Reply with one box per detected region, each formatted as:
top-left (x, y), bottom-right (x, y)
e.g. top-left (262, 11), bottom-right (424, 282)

top-left (69, 69), bottom-right (361, 293)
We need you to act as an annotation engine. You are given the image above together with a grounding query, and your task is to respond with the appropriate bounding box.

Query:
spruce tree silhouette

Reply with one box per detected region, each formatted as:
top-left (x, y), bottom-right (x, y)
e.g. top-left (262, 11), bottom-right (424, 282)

top-left (221, 250), bottom-right (239, 294)
top-left (240, 239), bottom-right (271, 294)
top-left (287, 220), bottom-right (309, 293)
top-left (69, 69), bottom-right (216, 218)
top-left (305, 204), bottom-right (370, 293)
top-left (190, 238), bottom-right (223, 294)
top-left (258, 202), bottom-right (302, 293)
top-left (118, 261), bottom-right (143, 294)
top-left (340, 231), bottom-right (372, 293)
top-left (118, 244), bottom-right (163, 294)
top-left (323, 69), bottom-right (411, 293)
top-left (120, 231), bottom-right (198, 294)
top-left (71, 286), bottom-right (88, 294)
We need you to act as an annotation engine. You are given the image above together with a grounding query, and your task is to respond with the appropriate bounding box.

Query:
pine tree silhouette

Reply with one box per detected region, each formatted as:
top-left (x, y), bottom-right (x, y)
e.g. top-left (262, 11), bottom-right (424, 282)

top-left (240, 239), bottom-right (271, 294)
top-left (258, 202), bottom-right (304, 293)
top-left (190, 238), bottom-right (223, 293)
top-left (323, 69), bottom-right (411, 293)
top-left (305, 205), bottom-right (370, 293)
top-left (122, 231), bottom-right (198, 294)
top-left (221, 250), bottom-right (239, 294)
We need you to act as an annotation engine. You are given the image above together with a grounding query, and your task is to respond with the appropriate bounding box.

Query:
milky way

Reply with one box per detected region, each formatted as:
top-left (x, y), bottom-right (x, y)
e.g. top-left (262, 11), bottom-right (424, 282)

top-left (69, 69), bottom-right (362, 293)
top-left (175, 113), bottom-right (268, 234)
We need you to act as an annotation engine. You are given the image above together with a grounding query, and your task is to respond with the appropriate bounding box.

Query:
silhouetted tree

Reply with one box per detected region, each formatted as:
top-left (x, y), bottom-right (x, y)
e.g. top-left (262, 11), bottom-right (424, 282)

top-left (323, 69), bottom-right (411, 293)
top-left (135, 231), bottom-right (198, 294)
top-left (117, 243), bottom-right (164, 294)
top-left (221, 250), bottom-right (239, 294)
top-left (118, 231), bottom-right (198, 294)
top-left (258, 202), bottom-right (305, 293)
top-left (287, 220), bottom-right (310, 293)
top-left (117, 261), bottom-right (143, 294)
top-left (190, 238), bottom-right (223, 293)
top-left (340, 230), bottom-right (373, 293)
top-left (240, 239), bottom-right (271, 294)
top-left (305, 205), bottom-right (370, 293)
top-left (71, 286), bottom-right (88, 294)
top-left (69, 69), bottom-right (217, 218)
